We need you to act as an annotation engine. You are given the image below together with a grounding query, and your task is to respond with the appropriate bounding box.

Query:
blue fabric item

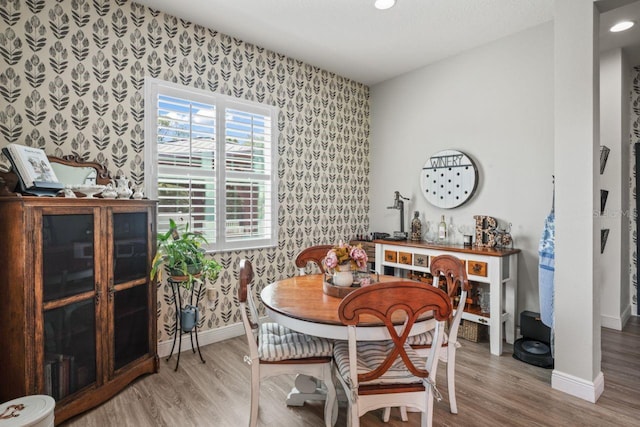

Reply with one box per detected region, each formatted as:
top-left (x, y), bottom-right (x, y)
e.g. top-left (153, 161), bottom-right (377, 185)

top-left (539, 211), bottom-right (555, 328)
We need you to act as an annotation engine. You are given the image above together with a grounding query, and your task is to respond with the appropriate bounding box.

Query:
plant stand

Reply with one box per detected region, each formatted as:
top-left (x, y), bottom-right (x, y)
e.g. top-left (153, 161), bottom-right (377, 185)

top-left (166, 277), bottom-right (206, 371)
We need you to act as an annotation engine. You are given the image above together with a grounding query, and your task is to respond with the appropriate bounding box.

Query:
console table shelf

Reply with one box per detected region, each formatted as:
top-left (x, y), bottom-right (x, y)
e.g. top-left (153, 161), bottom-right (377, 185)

top-left (374, 240), bottom-right (520, 355)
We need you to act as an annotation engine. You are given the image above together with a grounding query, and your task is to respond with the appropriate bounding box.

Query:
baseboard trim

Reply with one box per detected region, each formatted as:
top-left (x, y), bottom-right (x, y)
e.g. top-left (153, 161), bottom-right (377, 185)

top-left (157, 322), bottom-right (245, 358)
top-left (620, 304), bottom-right (632, 328)
top-left (601, 304), bottom-right (633, 330)
top-left (551, 370), bottom-right (604, 403)
top-left (601, 314), bottom-right (622, 330)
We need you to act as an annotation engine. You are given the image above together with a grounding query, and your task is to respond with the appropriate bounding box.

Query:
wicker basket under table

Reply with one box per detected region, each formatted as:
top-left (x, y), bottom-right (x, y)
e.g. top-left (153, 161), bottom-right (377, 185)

top-left (458, 319), bottom-right (488, 342)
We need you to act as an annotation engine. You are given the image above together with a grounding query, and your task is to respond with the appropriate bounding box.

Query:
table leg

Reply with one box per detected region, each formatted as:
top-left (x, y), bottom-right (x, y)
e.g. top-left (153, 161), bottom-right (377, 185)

top-left (285, 374), bottom-right (328, 406)
top-left (504, 254), bottom-right (518, 345)
top-left (489, 259), bottom-right (503, 356)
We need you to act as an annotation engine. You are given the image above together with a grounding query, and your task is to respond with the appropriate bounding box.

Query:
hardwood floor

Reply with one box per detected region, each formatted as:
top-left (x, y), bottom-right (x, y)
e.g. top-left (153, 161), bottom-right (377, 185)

top-left (63, 317), bottom-right (640, 426)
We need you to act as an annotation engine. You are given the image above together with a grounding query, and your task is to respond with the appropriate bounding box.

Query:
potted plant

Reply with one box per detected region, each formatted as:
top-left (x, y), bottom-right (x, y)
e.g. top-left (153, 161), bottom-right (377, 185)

top-left (151, 218), bottom-right (222, 285)
top-left (150, 219), bottom-right (222, 332)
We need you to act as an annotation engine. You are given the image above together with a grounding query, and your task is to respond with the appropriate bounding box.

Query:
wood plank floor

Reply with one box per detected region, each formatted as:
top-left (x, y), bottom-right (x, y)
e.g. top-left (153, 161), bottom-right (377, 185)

top-left (63, 317), bottom-right (640, 426)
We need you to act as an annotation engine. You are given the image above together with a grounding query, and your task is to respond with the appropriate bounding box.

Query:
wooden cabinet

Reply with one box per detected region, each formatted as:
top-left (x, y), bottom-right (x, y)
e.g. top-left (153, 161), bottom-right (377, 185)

top-left (374, 240), bottom-right (520, 356)
top-left (0, 197), bottom-right (157, 424)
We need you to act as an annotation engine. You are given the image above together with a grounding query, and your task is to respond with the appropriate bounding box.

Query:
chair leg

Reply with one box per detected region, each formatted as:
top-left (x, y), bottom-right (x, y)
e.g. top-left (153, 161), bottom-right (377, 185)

top-left (423, 385), bottom-right (434, 427)
top-left (250, 364), bottom-right (260, 427)
top-left (447, 347), bottom-right (458, 414)
top-left (349, 402), bottom-right (359, 427)
top-left (382, 407), bottom-right (391, 422)
top-left (382, 406), bottom-right (410, 422)
top-left (400, 406), bottom-right (408, 421)
top-left (323, 366), bottom-right (337, 427)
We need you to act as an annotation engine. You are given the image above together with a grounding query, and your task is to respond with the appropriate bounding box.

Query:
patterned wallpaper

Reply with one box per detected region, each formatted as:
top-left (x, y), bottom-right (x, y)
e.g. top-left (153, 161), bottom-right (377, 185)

top-left (0, 0), bottom-right (371, 341)
top-left (631, 66), bottom-right (638, 316)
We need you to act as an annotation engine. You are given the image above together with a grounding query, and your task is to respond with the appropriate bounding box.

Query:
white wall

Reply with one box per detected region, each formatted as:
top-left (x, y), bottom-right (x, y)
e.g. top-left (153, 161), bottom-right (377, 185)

top-left (369, 22), bottom-right (554, 317)
top-left (599, 48), bottom-right (632, 330)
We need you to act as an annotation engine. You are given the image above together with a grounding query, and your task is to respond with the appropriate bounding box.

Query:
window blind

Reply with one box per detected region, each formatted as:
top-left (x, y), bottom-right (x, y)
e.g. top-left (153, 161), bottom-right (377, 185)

top-left (146, 79), bottom-right (277, 251)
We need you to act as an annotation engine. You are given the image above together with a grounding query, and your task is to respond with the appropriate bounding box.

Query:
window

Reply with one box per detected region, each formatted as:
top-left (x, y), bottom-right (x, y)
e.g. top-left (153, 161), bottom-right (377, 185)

top-left (145, 79), bottom-right (277, 251)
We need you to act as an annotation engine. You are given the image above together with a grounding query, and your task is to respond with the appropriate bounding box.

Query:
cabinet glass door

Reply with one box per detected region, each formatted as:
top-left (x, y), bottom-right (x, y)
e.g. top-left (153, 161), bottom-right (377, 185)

top-left (43, 299), bottom-right (96, 400)
top-left (113, 285), bottom-right (149, 370)
top-left (112, 212), bottom-right (150, 370)
top-left (42, 214), bottom-right (95, 302)
top-left (113, 212), bottom-right (148, 284)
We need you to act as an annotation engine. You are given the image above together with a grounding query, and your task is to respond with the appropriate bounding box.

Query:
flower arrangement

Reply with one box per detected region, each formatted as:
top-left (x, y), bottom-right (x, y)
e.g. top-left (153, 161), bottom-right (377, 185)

top-left (324, 241), bottom-right (368, 272)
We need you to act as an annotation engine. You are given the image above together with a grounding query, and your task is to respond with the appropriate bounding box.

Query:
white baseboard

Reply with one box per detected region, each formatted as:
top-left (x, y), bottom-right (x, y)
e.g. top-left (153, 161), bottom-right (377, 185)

top-left (601, 314), bottom-right (622, 330)
top-left (157, 322), bottom-right (245, 358)
top-left (601, 304), bottom-right (633, 331)
top-left (621, 304), bottom-right (632, 327)
top-left (551, 370), bottom-right (604, 403)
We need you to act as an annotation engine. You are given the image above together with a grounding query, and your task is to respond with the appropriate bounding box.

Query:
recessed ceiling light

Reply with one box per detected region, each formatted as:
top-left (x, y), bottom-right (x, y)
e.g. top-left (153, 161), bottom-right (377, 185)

top-left (374, 0), bottom-right (396, 10)
top-left (610, 21), bottom-right (634, 32)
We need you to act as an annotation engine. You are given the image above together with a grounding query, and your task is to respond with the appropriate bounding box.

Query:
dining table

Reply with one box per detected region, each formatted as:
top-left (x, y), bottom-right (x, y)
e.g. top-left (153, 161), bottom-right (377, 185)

top-left (261, 273), bottom-right (437, 340)
top-left (260, 273), bottom-right (437, 408)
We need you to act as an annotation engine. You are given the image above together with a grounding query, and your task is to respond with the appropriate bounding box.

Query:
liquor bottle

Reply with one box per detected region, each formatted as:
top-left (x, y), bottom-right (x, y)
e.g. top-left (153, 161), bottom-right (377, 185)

top-left (410, 211), bottom-right (422, 241)
top-left (438, 215), bottom-right (447, 242)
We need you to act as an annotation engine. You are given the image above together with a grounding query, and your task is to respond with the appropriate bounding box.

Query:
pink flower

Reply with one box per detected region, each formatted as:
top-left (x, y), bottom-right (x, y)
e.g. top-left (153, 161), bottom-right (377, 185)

top-left (324, 250), bottom-right (338, 269)
top-left (324, 243), bottom-right (369, 273)
top-left (349, 246), bottom-right (368, 269)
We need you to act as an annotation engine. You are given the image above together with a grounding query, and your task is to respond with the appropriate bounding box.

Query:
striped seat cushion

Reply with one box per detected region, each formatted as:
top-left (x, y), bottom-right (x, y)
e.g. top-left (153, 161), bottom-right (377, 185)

top-left (258, 323), bottom-right (333, 362)
top-left (333, 340), bottom-right (426, 386)
top-left (406, 330), bottom-right (450, 347)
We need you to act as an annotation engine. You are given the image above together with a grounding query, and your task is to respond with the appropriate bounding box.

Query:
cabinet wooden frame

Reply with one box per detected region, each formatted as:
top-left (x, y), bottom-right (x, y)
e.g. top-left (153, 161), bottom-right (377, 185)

top-left (0, 197), bottom-right (158, 425)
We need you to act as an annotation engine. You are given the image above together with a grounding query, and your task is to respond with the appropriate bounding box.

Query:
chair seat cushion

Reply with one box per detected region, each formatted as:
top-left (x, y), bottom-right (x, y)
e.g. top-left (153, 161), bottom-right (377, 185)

top-left (406, 330), bottom-right (450, 346)
top-left (333, 340), bottom-right (426, 386)
top-left (258, 323), bottom-right (333, 362)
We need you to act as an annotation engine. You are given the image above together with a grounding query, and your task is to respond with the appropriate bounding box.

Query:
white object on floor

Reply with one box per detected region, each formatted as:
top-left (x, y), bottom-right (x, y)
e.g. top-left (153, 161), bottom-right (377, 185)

top-left (0, 395), bottom-right (55, 427)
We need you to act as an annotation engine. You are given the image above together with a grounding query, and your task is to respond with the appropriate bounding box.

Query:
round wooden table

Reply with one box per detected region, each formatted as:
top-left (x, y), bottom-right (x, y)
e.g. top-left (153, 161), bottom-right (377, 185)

top-left (260, 274), bottom-right (436, 341)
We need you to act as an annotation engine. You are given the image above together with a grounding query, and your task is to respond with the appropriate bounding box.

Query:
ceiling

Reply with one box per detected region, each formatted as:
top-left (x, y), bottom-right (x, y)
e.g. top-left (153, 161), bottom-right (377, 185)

top-left (599, 0), bottom-right (640, 63)
top-left (135, 0), bottom-right (640, 85)
top-left (135, 0), bottom-right (555, 86)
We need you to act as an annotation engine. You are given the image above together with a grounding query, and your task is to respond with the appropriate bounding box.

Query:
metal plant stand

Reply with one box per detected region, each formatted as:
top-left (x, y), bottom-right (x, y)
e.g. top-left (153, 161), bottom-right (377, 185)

top-left (166, 277), bottom-right (206, 371)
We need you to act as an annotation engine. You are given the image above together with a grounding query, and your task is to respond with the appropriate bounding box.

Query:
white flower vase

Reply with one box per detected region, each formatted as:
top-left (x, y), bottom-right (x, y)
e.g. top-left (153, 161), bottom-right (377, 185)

top-left (332, 263), bottom-right (353, 287)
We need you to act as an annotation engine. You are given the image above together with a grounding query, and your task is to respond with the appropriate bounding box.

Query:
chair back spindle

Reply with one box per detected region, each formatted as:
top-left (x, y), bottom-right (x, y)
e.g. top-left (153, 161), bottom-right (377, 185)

top-left (295, 245), bottom-right (333, 275)
top-left (429, 255), bottom-right (470, 340)
top-left (339, 282), bottom-right (452, 385)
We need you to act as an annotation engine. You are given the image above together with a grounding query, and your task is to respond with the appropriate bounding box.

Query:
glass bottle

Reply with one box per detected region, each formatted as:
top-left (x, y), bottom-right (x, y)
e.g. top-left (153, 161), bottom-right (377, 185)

top-left (438, 215), bottom-right (447, 242)
top-left (410, 211), bottom-right (422, 241)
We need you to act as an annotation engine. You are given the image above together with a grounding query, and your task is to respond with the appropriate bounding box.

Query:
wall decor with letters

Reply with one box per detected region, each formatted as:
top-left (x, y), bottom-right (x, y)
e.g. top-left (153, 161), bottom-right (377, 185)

top-left (420, 149), bottom-right (479, 209)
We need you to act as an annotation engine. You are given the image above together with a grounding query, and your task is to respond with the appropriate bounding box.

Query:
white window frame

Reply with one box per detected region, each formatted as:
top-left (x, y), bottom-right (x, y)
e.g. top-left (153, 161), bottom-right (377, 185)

top-left (144, 78), bottom-right (278, 252)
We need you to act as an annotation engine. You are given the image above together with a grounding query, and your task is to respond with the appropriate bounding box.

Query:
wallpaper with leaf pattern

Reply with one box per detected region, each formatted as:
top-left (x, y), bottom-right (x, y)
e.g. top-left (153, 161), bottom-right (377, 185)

top-left (0, 0), bottom-right (371, 341)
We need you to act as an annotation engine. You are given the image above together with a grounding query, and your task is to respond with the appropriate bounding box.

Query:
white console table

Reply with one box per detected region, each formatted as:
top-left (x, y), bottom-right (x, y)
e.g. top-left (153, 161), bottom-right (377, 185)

top-left (374, 240), bottom-right (520, 356)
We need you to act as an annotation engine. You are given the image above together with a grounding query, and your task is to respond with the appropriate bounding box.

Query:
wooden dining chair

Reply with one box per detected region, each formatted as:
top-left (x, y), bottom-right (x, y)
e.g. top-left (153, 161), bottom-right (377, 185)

top-left (334, 281), bottom-right (452, 427)
top-left (396, 254), bottom-right (471, 417)
top-left (295, 244), bottom-right (333, 275)
top-left (237, 259), bottom-right (337, 427)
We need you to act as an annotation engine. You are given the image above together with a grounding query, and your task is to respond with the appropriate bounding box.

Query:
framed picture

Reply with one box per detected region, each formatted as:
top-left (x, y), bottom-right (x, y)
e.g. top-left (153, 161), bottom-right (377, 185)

top-left (2, 144), bottom-right (61, 191)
